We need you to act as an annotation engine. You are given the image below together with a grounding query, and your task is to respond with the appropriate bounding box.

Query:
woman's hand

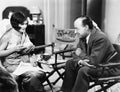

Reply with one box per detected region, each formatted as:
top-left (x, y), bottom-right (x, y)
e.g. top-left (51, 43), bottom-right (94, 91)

top-left (14, 45), bottom-right (26, 52)
top-left (21, 45), bottom-right (35, 54)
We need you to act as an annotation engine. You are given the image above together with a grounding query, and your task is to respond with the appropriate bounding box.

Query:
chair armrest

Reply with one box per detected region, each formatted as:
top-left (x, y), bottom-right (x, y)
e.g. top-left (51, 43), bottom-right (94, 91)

top-left (52, 48), bottom-right (75, 66)
top-left (33, 43), bottom-right (54, 51)
top-left (30, 43), bottom-right (54, 53)
top-left (97, 51), bottom-right (119, 67)
top-left (98, 62), bottom-right (120, 67)
top-left (53, 48), bottom-right (75, 55)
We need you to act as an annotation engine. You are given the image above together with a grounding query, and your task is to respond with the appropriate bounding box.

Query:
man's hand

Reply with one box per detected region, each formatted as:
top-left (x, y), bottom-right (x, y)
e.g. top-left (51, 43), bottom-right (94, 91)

top-left (78, 59), bottom-right (95, 68)
top-left (75, 48), bottom-right (82, 56)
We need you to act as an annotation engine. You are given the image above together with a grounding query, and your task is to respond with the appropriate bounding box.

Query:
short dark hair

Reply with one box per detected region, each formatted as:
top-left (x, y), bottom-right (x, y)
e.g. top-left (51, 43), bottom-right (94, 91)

top-left (10, 11), bottom-right (27, 31)
top-left (81, 16), bottom-right (93, 30)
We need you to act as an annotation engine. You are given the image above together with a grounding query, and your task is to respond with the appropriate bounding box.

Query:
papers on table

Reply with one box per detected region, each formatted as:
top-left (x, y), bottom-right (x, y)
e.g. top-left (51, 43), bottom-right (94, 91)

top-left (38, 56), bottom-right (67, 65)
top-left (13, 62), bottom-right (46, 76)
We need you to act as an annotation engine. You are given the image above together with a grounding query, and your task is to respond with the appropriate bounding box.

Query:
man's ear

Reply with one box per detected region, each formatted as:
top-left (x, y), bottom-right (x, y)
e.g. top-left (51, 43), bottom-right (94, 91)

top-left (18, 24), bottom-right (22, 28)
top-left (84, 25), bottom-right (89, 31)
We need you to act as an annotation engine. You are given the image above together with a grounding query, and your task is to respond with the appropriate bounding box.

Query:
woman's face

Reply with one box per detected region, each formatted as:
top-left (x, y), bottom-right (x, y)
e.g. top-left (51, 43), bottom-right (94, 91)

top-left (19, 20), bottom-right (28, 33)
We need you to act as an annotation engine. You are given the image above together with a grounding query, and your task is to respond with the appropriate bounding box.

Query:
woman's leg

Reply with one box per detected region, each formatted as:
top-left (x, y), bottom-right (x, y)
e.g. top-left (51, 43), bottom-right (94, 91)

top-left (0, 67), bottom-right (19, 92)
top-left (19, 71), bottom-right (46, 92)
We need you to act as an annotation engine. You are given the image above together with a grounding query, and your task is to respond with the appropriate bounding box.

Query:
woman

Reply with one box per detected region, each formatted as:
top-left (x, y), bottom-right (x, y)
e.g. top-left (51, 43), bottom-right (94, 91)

top-left (0, 12), bottom-right (45, 92)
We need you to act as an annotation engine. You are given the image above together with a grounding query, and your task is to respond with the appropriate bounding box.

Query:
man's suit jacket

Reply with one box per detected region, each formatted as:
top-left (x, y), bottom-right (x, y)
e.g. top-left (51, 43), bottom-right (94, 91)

top-left (77, 28), bottom-right (116, 65)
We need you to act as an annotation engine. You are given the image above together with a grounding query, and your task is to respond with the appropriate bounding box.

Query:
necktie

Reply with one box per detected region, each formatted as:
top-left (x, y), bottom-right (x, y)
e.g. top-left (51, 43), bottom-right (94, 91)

top-left (84, 39), bottom-right (87, 52)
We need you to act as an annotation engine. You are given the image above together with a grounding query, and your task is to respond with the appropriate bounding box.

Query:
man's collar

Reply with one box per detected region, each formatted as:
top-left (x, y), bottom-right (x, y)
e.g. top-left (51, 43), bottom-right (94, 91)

top-left (86, 33), bottom-right (91, 44)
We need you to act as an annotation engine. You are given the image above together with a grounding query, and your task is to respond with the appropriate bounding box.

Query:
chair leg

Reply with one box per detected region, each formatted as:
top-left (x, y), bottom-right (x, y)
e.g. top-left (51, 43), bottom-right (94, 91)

top-left (43, 71), bottom-right (55, 92)
top-left (52, 68), bottom-right (65, 85)
top-left (56, 70), bottom-right (64, 79)
top-left (100, 84), bottom-right (107, 92)
top-left (95, 82), bottom-right (117, 92)
top-left (53, 72), bottom-right (64, 85)
top-left (46, 79), bottom-right (54, 92)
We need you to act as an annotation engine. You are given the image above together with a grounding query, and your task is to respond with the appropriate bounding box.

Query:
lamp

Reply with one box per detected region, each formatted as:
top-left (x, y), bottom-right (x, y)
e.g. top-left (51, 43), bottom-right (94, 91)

top-left (30, 6), bottom-right (41, 14)
top-left (30, 6), bottom-right (43, 25)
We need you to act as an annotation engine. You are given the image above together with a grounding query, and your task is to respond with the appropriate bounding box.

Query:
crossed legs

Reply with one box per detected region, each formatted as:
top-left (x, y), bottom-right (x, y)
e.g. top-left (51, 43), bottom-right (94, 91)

top-left (61, 59), bottom-right (111, 92)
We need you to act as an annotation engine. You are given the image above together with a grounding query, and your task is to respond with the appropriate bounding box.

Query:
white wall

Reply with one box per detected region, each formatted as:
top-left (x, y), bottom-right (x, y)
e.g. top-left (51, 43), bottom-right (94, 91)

top-left (1, 0), bottom-right (120, 44)
top-left (0, 0), bottom-right (68, 44)
top-left (0, 0), bottom-right (44, 20)
top-left (105, 0), bottom-right (120, 43)
top-left (43, 0), bottom-right (70, 44)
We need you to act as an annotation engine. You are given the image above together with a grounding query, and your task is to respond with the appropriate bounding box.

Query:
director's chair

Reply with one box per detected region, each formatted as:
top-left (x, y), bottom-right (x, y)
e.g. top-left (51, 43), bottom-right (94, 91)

top-left (32, 43), bottom-right (73, 92)
top-left (88, 44), bottom-right (120, 92)
top-left (52, 44), bottom-right (120, 92)
top-left (37, 45), bottom-right (75, 91)
top-left (51, 48), bottom-right (75, 85)
top-left (49, 28), bottom-right (77, 85)
top-left (35, 43), bottom-right (77, 92)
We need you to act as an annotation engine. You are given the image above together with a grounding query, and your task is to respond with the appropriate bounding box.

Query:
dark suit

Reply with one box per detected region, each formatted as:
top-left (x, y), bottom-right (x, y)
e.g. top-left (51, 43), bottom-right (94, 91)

top-left (61, 29), bottom-right (120, 92)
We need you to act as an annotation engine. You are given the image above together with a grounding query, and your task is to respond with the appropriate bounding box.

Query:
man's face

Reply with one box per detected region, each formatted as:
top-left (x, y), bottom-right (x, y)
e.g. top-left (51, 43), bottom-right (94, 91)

top-left (74, 19), bottom-right (88, 38)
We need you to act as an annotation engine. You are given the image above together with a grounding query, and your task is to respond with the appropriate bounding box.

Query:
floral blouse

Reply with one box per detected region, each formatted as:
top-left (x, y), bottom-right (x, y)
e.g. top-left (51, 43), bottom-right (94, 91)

top-left (0, 28), bottom-right (33, 73)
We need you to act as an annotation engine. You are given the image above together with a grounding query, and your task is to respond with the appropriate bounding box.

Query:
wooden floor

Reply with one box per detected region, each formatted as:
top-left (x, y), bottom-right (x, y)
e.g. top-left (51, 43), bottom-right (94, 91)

top-left (43, 72), bottom-right (63, 92)
top-left (88, 83), bottom-right (120, 92)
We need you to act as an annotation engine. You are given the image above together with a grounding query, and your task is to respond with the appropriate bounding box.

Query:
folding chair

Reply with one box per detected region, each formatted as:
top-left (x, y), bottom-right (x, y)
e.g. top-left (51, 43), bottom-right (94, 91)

top-left (89, 44), bottom-right (120, 92)
top-left (52, 44), bottom-right (120, 92)
top-left (40, 28), bottom-right (77, 85)
top-left (34, 28), bottom-right (77, 91)
top-left (22, 43), bottom-right (55, 92)
top-left (33, 43), bottom-right (69, 91)
top-left (36, 44), bottom-right (75, 92)
top-left (38, 49), bottom-right (73, 88)
top-left (51, 48), bottom-right (75, 85)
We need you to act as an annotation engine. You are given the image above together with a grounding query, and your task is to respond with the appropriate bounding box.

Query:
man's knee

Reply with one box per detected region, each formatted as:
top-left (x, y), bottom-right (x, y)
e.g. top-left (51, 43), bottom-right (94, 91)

top-left (66, 59), bottom-right (77, 68)
top-left (78, 66), bottom-right (90, 76)
top-left (66, 59), bottom-right (72, 66)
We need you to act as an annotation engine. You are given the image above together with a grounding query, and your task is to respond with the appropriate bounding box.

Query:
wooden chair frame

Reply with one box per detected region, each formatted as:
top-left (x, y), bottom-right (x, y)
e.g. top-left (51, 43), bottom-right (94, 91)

top-left (52, 44), bottom-right (120, 92)
top-left (89, 44), bottom-right (120, 92)
top-left (35, 43), bottom-right (74, 92)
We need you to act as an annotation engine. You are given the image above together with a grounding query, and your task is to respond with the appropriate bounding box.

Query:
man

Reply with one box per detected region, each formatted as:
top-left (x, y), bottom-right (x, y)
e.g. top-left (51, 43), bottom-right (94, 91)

top-left (0, 12), bottom-right (45, 92)
top-left (61, 16), bottom-right (120, 92)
